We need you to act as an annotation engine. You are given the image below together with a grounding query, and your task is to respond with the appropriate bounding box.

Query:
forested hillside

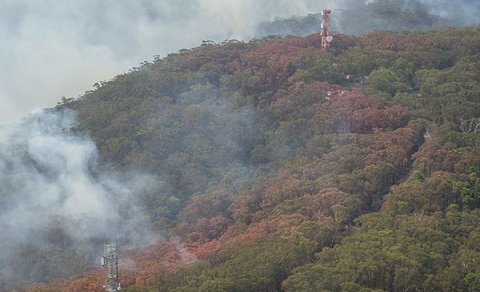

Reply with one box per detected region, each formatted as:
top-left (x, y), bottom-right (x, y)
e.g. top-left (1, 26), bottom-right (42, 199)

top-left (20, 27), bottom-right (480, 291)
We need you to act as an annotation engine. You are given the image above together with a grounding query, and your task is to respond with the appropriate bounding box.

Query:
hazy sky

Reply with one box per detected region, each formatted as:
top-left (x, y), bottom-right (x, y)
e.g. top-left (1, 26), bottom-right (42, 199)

top-left (0, 0), bottom-right (478, 124)
top-left (0, 0), bottom-right (331, 124)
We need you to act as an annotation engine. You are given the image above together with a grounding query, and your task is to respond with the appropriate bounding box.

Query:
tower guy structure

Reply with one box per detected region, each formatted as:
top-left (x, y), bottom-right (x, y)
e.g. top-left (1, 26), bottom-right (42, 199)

top-left (321, 9), bottom-right (334, 51)
top-left (101, 243), bottom-right (121, 291)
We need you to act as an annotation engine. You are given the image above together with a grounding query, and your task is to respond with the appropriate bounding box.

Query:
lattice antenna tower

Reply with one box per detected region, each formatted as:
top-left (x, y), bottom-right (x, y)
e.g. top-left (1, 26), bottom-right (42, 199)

top-left (101, 243), bottom-right (121, 292)
top-left (321, 9), bottom-right (334, 51)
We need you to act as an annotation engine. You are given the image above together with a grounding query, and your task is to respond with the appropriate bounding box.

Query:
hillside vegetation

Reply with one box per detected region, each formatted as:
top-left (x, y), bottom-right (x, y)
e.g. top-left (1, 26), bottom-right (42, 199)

top-left (25, 27), bottom-right (480, 291)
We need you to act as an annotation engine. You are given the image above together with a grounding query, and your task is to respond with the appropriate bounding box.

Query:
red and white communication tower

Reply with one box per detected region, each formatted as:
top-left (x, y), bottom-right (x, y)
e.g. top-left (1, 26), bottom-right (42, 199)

top-left (321, 9), bottom-right (333, 51)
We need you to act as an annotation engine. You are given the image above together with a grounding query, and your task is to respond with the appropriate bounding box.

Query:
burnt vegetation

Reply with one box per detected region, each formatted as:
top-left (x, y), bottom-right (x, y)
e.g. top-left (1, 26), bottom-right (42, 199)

top-left (15, 26), bottom-right (480, 291)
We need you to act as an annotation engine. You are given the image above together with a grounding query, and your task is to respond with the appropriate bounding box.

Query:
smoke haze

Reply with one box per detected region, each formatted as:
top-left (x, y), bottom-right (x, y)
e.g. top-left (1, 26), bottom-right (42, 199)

top-left (0, 109), bottom-right (153, 285)
top-left (3, 0), bottom-right (478, 124)
top-left (258, 0), bottom-right (480, 37)
top-left (0, 0), bottom-right (326, 124)
top-left (0, 0), bottom-right (478, 287)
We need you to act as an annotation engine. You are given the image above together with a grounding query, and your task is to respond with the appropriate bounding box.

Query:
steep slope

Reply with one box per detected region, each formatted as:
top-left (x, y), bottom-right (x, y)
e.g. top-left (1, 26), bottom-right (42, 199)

top-left (18, 27), bottom-right (480, 291)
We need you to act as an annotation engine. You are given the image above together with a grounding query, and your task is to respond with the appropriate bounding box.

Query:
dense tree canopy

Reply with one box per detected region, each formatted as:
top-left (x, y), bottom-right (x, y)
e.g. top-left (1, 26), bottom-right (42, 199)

top-left (5, 27), bottom-right (479, 292)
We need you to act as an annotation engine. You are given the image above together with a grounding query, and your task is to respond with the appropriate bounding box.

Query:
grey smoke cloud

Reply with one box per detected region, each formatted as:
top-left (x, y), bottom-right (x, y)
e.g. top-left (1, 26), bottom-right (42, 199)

top-left (0, 0), bottom-right (477, 226)
top-left (0, 110), bottom-right (108, 238)
top-left (424, 0), bottom-right (479, 23)
top-left (1, 0), bottom-right (479, 124)
top-left (0, 0), bottom-right (329, 124)
top-left (0, 0), bottom-right (477, 286)
top-left (0, 109), bottom-right (154, 284)
top-left (258, 0), bottom-right (480, 37)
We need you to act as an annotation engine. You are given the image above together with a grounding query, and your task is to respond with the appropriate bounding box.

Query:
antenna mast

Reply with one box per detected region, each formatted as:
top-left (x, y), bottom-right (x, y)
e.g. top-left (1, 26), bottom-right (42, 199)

top-left (321, 9), bottom-right (333, 51)
top-left (102, 243), bottom-right (121, 292)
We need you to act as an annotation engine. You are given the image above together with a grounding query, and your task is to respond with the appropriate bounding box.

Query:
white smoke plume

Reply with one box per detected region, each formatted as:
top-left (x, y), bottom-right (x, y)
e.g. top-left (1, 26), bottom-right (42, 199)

top-left (0, 0), bottom-right (328, 124)
top-left (2, 0), bottom-right (477, 124)
top-left (0, 109), bottom-right (154, 285)
top-left (0, 0), bottom-right (477, 287)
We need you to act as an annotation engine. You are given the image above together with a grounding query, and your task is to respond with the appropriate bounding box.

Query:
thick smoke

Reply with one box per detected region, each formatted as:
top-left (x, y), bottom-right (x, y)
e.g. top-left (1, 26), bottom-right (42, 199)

top-left (0, 0), bottom-right (477, 287)
top-left (0, 109), bottom-right (153, 285)
top-left (1, 0), bottom-right (478, 124)
top-left (424, 0), bottom-right (479, 25)
top-left (0, 0), bottom-right (325, 124)
top-left (257, 0), bottom-right (480, 37)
